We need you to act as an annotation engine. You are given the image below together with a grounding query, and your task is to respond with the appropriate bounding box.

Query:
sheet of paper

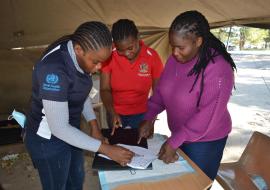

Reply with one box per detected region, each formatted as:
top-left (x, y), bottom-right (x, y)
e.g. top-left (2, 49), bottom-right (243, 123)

top-left (98, 144), bottom-right (157, 169)
top-left (118, 144), bottom-right (157, 169)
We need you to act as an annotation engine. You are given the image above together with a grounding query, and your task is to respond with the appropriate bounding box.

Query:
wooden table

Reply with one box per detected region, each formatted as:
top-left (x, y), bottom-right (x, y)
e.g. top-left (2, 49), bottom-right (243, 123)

top-left (97, 133), bottom-right (212, 190)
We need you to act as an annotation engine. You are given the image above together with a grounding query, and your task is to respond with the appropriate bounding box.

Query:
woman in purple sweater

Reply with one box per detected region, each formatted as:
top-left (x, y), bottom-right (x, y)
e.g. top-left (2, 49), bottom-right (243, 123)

top-left (138, 10), bottom-right (236, 180)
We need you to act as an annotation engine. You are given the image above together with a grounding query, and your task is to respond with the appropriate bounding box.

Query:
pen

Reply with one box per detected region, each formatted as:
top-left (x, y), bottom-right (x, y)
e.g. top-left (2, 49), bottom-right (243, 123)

top-left (134, 153), bottom-right (144, 157)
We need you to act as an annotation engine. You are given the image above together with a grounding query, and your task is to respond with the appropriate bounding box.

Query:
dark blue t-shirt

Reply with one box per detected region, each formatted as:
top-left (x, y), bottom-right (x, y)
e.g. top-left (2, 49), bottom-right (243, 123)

top-left (26, 42), bottom-right (92, 133)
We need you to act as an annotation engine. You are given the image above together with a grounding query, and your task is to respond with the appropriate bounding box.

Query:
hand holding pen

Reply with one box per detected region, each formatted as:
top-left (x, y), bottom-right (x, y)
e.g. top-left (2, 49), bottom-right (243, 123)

top-left (111, 113), bottom-right (122, 136)
top-left (137, 120), bottom-right (154, 144)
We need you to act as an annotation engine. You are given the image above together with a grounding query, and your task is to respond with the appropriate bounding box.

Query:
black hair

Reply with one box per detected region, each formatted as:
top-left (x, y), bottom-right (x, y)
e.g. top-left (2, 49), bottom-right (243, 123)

top-left (111, 19), bottom-right (139, 42)
top-left (42, 21), bottom-right (112, 57)
top-left (169, 10), bottom-right (236, 107)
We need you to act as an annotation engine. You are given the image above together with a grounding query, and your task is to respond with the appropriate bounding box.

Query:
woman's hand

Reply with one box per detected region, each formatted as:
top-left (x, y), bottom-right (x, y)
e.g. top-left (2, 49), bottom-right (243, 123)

top-left (110, 112), bottom-right (122, 136)
top-left (98, 143), bottom-right (134, 166)
top-left (158, 141), bottom-right (179, 164)
top-left (137, 120), bottom-right (154, 144)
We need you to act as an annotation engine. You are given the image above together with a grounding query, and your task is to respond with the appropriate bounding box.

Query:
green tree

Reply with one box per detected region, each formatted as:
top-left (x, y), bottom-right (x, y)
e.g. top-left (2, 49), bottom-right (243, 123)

top-left (212, 28), bottom-right (228, 43)
top-left (246, 28), bottom-right (268, 48)
top-left (263, 30), bottom-right (270, 49)
top-left (212, 27), bottom-right (239, 48)
top-left (239, 27), bottom-right (247, 50)
top-left (212, 26), bottom-right (270, 50)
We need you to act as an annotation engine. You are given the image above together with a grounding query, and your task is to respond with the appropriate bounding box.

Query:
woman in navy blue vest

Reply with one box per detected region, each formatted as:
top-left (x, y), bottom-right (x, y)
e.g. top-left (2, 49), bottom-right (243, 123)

top-left (25, 21), bottom-right (134, 190)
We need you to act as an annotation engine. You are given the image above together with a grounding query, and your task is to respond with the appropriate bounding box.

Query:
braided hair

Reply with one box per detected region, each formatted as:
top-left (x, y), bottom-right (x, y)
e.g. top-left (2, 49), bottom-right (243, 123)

top-left (169, 10), bottom-right (236, 107)
top-left (111, 19), bottom-right (139, 42)
top-left (42, 21), bottom-right (112, 57)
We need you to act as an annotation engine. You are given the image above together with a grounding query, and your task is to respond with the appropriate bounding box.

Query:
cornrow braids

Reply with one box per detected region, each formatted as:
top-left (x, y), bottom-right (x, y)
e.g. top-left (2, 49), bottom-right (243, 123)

top-left (42, 21), bottom-right (112, 57)
top-left (169, 10), bottom-right (236, 107)
top-left (111, 19), bottom-right (139, 42)
top-left (72, 21), bottom-right (112, 52)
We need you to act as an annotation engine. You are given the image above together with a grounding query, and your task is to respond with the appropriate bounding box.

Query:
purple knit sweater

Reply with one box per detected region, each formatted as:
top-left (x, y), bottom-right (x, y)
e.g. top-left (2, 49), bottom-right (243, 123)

top-left (144, 54), bottom-right (234, 149)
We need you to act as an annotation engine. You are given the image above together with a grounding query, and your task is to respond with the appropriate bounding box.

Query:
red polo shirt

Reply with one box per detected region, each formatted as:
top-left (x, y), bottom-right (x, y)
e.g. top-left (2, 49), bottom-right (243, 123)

top-left (101, 41), bottom-right (163, 115)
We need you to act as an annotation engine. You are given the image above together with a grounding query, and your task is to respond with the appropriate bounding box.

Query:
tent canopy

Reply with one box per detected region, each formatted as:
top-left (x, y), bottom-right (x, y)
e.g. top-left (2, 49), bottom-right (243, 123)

top-left (1, 0), bottom-right (270, 49)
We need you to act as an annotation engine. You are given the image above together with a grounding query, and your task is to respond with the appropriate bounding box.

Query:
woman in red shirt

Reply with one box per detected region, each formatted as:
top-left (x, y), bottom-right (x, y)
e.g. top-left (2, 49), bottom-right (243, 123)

top-left (101, 19), bottom-right (163, 135)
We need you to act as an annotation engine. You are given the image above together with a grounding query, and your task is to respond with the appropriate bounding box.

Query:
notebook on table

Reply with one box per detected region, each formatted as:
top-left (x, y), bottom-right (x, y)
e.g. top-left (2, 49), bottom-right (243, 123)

top-left (92, 128), bottom-right (153, 170)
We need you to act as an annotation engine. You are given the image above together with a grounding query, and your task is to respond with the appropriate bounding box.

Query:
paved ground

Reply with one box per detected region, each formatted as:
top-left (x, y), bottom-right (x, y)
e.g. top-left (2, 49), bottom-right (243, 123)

top-left (1, 52), bottom-right (270, 190)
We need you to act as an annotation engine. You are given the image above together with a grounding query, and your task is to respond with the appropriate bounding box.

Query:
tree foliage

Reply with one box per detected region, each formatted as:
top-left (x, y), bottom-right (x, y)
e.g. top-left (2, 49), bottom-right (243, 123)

top-left (211, 26), bottom-right (270, 50)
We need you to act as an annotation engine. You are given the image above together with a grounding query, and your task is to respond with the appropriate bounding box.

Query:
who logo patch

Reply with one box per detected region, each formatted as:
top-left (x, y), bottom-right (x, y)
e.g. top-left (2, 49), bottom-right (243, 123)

top-left (43, 73), bottom-right (61, 92)
top-left (46, 73), bottom-right (59, 84)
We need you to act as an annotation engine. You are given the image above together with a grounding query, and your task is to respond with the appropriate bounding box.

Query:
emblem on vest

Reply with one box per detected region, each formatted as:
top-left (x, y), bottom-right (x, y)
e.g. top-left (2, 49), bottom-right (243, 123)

top-left (138, 62), bottom-right (150, 77)
top-left (42, 73), bottom-right (61, 92)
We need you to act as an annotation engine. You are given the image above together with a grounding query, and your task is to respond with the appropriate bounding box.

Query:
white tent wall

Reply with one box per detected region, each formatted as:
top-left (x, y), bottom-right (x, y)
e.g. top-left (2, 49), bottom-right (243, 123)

top-left (1, 0), bottom-right (270, 115)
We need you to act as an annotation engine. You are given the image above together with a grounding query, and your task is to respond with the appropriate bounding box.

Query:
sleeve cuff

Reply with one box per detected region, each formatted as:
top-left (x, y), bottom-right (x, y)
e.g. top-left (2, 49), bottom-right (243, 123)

top-left (143, 111), bottom-right (157, 121)
top-left (92, 139), bottom-right (102, 152)
top-left (167, 130), bottom-right (186, 149)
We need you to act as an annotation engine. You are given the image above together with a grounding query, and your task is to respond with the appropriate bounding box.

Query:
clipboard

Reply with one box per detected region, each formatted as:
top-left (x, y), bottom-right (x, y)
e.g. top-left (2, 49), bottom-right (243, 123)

top-left (92, 128), bottom-right (152, 170)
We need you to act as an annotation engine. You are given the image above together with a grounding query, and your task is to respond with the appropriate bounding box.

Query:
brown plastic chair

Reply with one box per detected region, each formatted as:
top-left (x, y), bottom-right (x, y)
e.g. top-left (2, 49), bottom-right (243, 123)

top-left (216, 131), bottom-right (270, 190)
